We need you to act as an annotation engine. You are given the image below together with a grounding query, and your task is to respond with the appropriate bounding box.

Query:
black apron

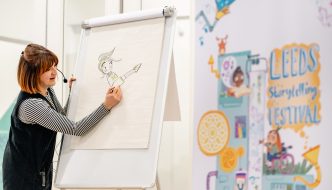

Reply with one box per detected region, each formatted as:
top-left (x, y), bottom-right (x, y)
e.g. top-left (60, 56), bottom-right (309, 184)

top-left (2, 89), bottom-right (58, 190)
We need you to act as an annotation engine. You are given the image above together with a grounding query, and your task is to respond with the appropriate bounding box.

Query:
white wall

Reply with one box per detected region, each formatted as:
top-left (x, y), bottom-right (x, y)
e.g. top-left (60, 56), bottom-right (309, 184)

top-left (0, 0), bottom-right (46, 44)
top-left (0, 0), bottom-right (47, 117)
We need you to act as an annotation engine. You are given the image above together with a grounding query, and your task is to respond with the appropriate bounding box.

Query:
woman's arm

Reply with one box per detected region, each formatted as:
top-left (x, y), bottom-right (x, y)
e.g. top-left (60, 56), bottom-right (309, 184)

top-left (48, 85), bottom-right (73, 115)
top-left (18, 98), bottom-right (110, 136)
top-left (63, 94), bottom-right (70, 114)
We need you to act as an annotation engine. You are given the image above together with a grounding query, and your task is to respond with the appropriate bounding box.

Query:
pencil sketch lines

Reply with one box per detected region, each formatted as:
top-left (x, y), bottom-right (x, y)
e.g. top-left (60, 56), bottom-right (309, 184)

top-left (98, 48), bottom-right (142, 86)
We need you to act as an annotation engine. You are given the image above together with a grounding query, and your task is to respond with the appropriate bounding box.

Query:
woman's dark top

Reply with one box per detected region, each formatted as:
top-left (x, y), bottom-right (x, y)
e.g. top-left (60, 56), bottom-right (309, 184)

top-left (2, 88), bottom-right (110, 190)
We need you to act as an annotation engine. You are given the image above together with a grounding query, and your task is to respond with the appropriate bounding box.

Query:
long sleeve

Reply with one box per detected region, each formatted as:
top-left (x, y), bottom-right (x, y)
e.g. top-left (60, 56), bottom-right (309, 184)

top-left (18, 98), bottom-right (111, 136)
top-left (47, 88), bottom-right (70, 115)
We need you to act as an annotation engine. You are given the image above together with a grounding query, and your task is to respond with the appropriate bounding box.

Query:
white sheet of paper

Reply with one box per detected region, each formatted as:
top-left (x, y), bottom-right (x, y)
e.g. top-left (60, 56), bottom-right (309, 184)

top-left (70, 17), bottom-right (165, 149)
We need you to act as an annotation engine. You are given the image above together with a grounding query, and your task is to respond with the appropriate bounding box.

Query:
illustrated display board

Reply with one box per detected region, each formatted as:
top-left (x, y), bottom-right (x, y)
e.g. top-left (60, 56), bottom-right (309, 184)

top-left (55, 7), bottom-right (178, 189)
top-left (216, 51), bottom-right (252, 190)
top-left (194, 0), bottom-right (332, 189)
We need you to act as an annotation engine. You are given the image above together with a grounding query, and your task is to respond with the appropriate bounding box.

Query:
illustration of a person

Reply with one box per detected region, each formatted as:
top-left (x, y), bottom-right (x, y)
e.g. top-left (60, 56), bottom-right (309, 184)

top-left (227, 66), bottom-right (251, 98)
top-left (234, 172), bottom-right (247, 190)
top-left (98, 48), bottom-right (121, 86)
top-left (233, 66), bottom-right (244, 87)
top-left (259, 129), bottom-right (282, 168)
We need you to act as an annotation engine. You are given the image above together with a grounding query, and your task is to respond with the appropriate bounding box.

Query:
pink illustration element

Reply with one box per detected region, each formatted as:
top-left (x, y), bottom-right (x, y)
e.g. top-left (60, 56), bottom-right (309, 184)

top-left (268, 145), bottom-right (295, 174)
top-left (318, 6), bottom-right (332, 27)
top-left (223, 60), bottom-right (230, 70)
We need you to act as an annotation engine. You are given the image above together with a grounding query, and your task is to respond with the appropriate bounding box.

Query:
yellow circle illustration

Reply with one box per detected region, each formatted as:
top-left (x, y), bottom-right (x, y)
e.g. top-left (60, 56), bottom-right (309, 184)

top-left (219, 147), bottom-right (238, 173)
top-left (197, 110), bottom-right (230, 156)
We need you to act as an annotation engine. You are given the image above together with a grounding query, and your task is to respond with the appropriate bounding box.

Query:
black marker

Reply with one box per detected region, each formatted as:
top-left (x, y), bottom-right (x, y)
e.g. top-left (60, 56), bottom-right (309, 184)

top-left (110, 87), bottom-right (115, 93)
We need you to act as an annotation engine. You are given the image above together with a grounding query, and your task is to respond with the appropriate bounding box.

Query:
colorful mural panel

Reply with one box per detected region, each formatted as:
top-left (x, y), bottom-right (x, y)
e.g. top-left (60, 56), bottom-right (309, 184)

top-left (194, 0), bottom-right (331, 189)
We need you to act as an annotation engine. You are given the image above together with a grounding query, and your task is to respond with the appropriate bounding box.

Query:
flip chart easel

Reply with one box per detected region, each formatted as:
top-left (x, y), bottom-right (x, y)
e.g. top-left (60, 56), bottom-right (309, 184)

top-left (55, 7), bottom-right (179, 189)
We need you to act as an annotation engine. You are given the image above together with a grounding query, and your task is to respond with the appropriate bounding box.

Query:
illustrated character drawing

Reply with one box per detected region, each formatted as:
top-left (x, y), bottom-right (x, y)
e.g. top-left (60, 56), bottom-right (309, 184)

top-left (98, 48), bottom-right (121, 86)
top-left (227, 66), bottom-right (251, 98)
top-left (216, 35), bottom-right (228, 55)
top-left (260, 129), bottom-right (282, 168)
top-left (259, 127), bottom-right (295, 174)
top-left (234, 171), bottom-right (247, 190)
top-left (98, 48), bottom-right (142, 86)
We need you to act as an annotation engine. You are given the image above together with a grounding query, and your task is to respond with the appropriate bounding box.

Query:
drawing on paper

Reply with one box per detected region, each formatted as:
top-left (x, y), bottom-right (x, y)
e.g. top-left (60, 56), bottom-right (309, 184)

top-left (98, 47), bottom-right (142, 87)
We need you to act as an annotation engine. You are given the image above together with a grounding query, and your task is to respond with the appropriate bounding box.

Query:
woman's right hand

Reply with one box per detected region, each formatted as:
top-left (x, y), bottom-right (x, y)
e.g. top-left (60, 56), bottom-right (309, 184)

top-left (103, 86), bottom-right (122, 110)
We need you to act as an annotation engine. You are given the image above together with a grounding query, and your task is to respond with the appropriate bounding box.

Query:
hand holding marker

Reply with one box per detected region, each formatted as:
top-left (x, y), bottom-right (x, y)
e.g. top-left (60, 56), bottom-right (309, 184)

top-left (104, 85), bottom-right (122, 110)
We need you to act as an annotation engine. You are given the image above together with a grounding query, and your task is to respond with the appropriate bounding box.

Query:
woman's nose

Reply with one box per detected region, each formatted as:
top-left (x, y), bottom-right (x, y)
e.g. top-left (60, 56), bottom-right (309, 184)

top-left (51, 66), bottom-right (57, 73)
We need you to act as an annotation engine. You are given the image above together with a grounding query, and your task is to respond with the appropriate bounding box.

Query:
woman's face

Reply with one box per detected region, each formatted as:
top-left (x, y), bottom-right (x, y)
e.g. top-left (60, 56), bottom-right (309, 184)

top-left (267, 130), bottom-right (278, 144)
top-left (39, 64), bottom-right (57, 89)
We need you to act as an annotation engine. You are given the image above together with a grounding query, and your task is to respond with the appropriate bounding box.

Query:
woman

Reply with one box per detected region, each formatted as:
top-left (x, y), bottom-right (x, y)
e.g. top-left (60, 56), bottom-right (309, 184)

top-left (2, 43), bottom-right (122, 190)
